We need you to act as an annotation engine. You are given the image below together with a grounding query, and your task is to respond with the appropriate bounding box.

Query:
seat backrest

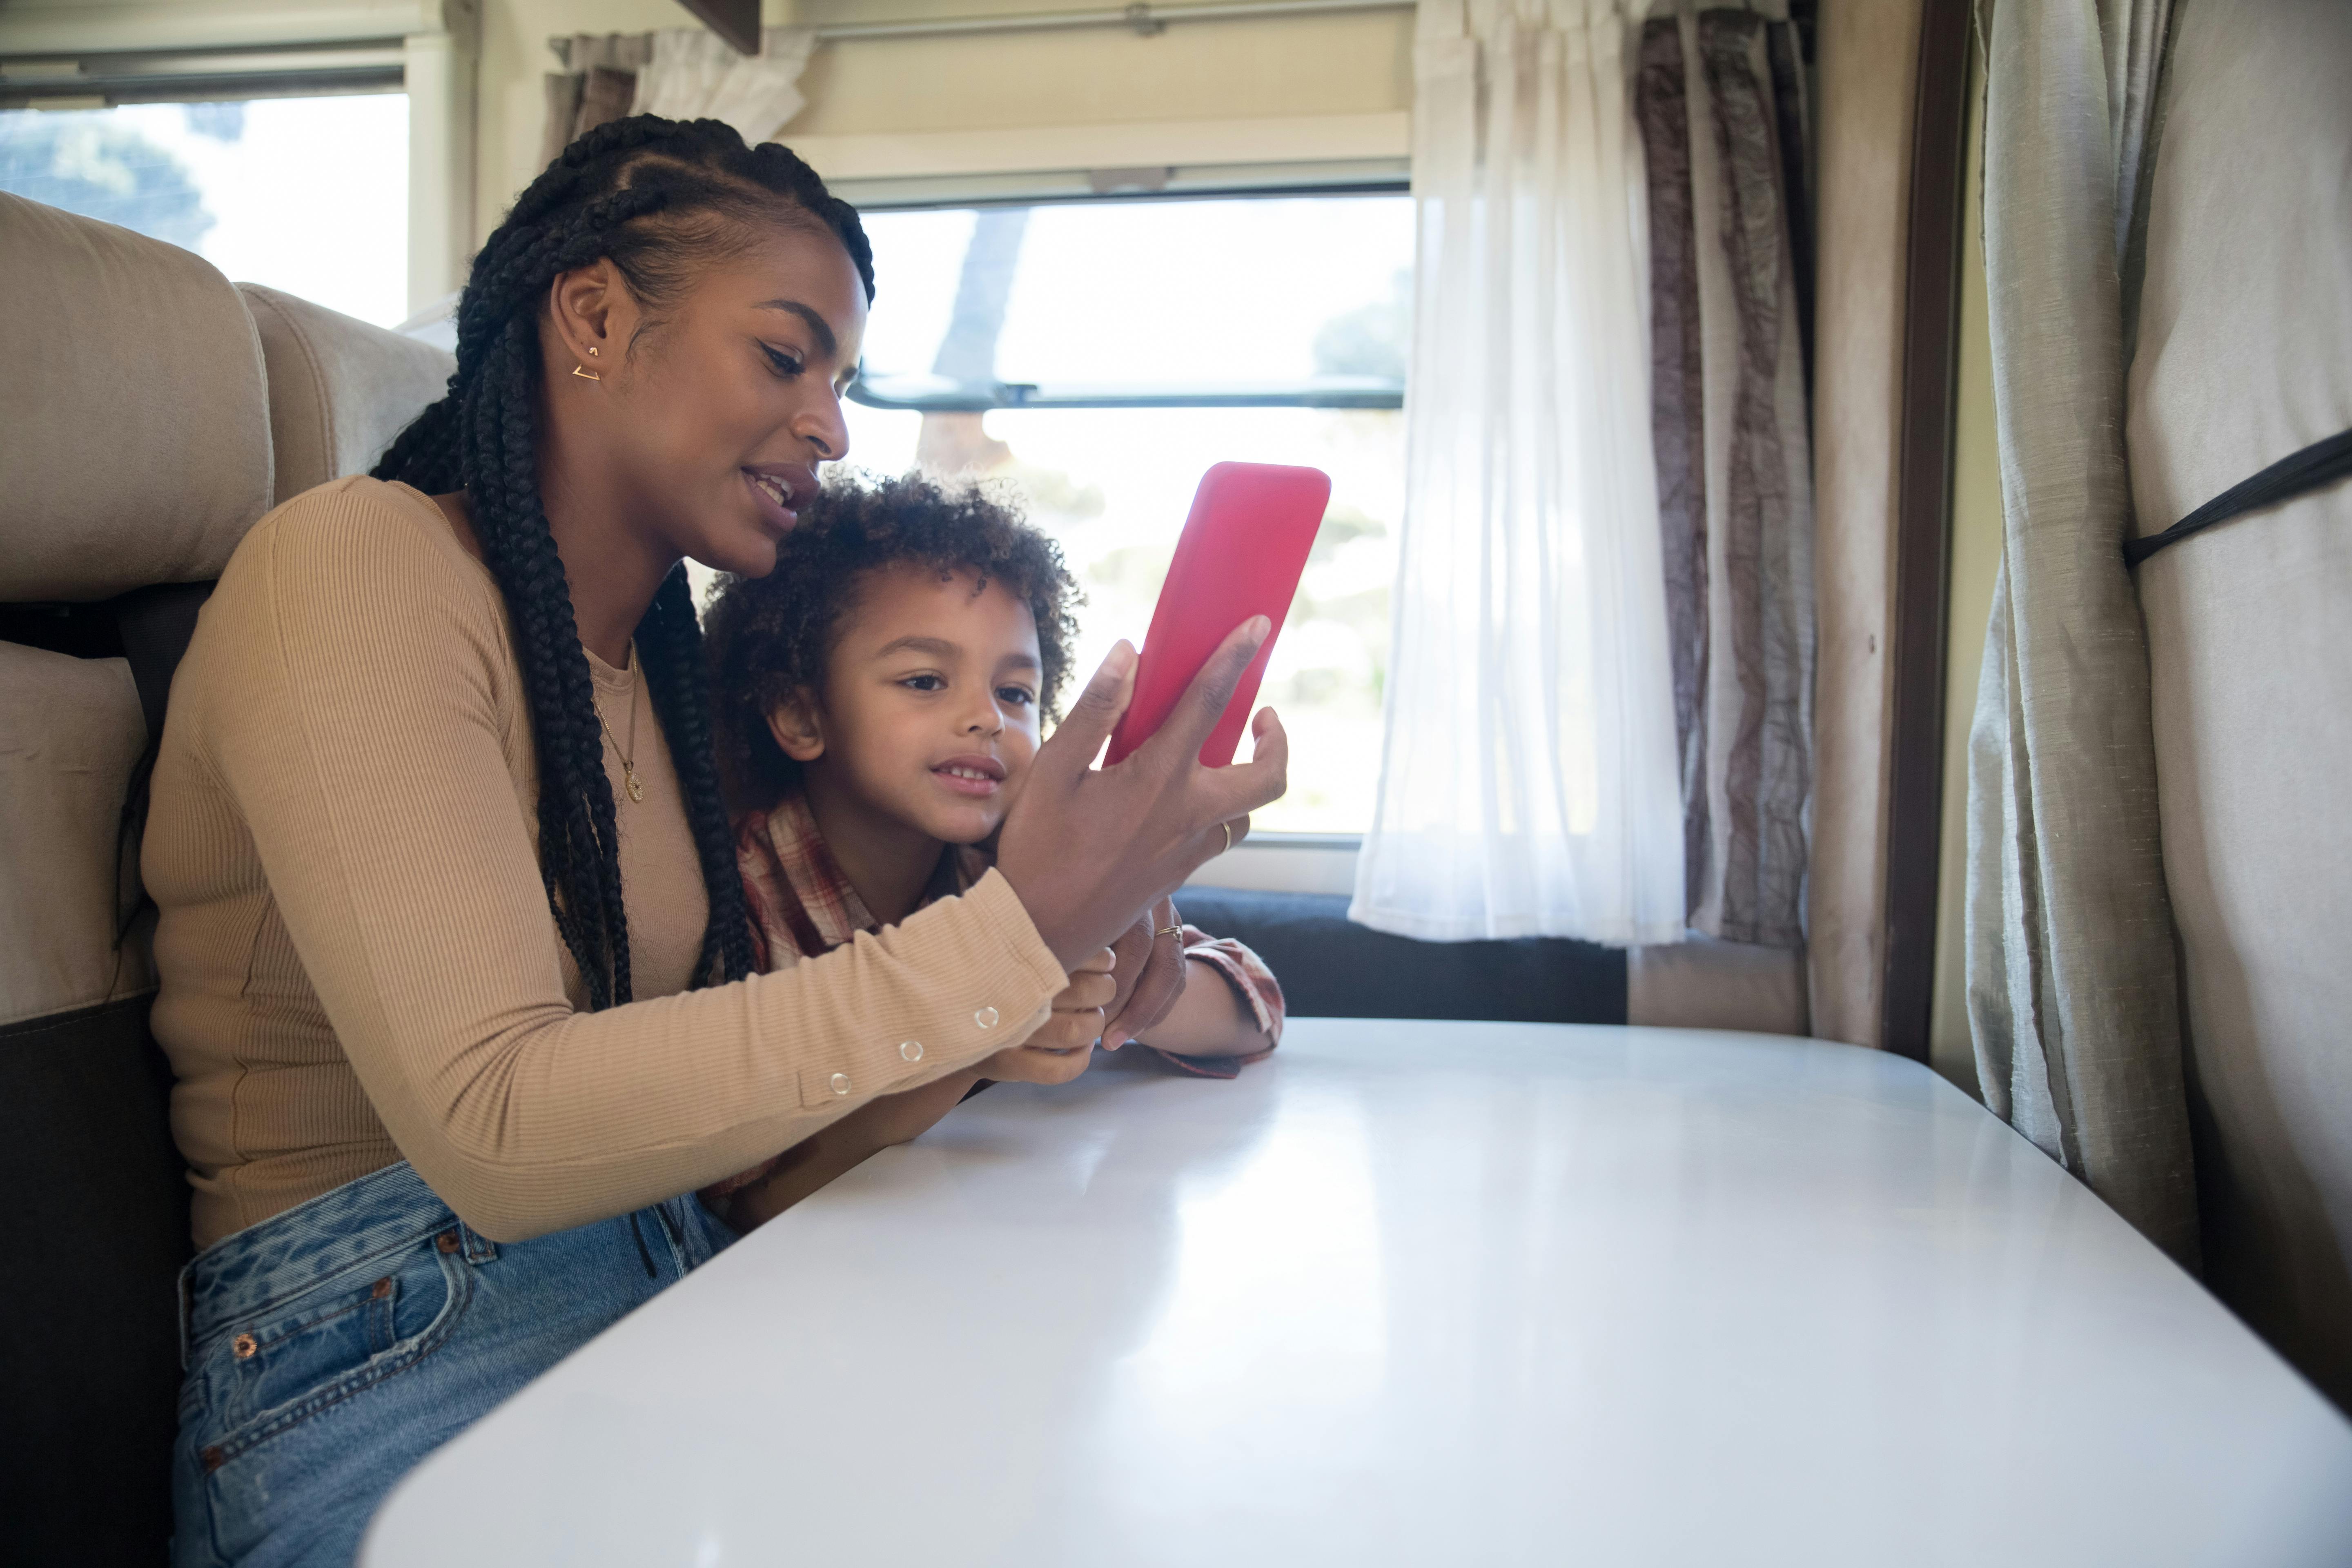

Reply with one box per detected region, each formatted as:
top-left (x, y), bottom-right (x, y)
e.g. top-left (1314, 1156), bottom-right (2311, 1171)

top-left (0, 192), bottom-right (455, 1566)
top-left (238, 282), bottom-right (456, 504)
top-left (0, 189), bottom-right (276, 1568)
top-left (1172, 887), bottom-right (1628, 1024)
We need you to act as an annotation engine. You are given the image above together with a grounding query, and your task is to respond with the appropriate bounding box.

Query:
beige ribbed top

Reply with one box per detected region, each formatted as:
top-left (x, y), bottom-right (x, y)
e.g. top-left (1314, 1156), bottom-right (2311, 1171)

top-left (145, 478), bottom-right (1065, 1250)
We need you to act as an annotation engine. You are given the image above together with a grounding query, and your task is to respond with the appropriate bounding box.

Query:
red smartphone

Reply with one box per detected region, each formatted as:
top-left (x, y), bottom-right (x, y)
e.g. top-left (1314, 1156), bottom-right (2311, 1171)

top-left (1104, 461), bottom-right (1330, 768)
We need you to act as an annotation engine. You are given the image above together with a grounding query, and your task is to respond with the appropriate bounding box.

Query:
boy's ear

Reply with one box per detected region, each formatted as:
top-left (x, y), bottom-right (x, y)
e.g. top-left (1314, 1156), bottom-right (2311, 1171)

top-left (766, 692), bottom-right (827, 763)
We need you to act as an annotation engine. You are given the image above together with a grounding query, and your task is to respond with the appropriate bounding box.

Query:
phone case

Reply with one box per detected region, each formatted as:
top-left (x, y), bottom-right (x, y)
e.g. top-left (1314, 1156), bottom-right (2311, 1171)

top-left (1104, 461), bottom-right (1331, 769)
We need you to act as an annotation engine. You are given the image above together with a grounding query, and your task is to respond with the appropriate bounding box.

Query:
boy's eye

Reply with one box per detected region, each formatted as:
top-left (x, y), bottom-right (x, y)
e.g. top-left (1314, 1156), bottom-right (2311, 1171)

top-left (899, 674), bottom-right (945, 693)
top-left (761, 343), bottom-right (804, 378)
top-left (996, 686), bottom-right (1035, 708)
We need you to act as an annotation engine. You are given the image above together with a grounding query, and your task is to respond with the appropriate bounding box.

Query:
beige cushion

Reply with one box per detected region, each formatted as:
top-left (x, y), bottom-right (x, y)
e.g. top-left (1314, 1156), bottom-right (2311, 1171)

top-left (0, 642), bottom-right (155, 1026)
top-left (2126, 0), bottom-right (2352, 1405)
top-left (238, 284), bottom-right (454, 503)
top-left (0, 193), bottom-right (273, 601)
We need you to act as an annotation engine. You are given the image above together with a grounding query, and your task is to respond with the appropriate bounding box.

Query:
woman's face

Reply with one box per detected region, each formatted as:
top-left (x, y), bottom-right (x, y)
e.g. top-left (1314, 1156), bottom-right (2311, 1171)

top-left (544, 218), bottom-right (869, 579)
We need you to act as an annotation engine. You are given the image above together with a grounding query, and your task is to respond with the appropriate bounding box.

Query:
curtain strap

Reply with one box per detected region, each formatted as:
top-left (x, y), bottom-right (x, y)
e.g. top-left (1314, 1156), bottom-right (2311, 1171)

top-left (2125, 426), bottom-right (2352, 567)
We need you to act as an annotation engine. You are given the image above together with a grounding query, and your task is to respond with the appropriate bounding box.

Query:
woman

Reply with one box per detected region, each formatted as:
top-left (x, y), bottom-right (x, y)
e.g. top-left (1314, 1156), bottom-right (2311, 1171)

top-left (145, 116), bottom-right (1285, 1568)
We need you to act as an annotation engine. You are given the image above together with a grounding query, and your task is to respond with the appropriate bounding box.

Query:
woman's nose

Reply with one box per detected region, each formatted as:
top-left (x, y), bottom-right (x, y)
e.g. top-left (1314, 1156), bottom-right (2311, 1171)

top-left (794, 388), bottom-right (849, 463)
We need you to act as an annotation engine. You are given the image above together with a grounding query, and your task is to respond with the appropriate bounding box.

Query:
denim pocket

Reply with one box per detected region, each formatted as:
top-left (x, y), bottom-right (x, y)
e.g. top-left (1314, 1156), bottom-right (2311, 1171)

top-left (189, 1230), bottom-right (471, 1471)
top-left (179, 1232), bottom-right (474, 1568)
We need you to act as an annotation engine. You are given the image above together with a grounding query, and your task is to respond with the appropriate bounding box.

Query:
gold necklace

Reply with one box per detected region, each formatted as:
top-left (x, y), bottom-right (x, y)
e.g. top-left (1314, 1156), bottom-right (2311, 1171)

top-left (597, 649), bottom-right (644, 803)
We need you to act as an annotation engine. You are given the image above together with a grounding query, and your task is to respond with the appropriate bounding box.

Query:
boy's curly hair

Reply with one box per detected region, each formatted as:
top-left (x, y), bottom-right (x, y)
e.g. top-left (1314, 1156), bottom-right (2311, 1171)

top-left (704, 471), bottom-right (1082, 811)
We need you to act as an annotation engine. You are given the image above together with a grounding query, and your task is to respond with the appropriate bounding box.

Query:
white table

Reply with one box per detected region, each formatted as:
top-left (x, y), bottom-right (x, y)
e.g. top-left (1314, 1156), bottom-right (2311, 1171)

top-left (362, 1020), bottom-right (2352, 1566)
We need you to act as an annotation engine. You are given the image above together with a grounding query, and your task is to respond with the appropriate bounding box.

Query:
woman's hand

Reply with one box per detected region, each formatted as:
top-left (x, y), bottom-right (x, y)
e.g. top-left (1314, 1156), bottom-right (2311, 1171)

top-left (996, 622), bottom-right (1288, 969)
top-left (1101, 896), bottom-right (1187, 1047)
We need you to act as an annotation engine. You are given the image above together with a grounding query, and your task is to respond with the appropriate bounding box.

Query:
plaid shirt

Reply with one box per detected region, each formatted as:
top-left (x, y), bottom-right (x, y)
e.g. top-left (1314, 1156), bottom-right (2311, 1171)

top-left (737, 793), bottom-right (1283, 1076)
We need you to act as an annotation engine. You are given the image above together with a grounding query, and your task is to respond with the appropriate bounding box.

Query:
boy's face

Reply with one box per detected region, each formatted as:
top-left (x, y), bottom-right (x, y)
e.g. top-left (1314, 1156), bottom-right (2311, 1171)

top-left (770, 562), bottom-right (1046, 846)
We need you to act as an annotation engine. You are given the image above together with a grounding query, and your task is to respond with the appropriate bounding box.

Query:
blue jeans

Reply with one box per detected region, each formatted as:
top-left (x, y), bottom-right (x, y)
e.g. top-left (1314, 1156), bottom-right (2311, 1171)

top-left (172, 1161), bottom-right (732, 1568)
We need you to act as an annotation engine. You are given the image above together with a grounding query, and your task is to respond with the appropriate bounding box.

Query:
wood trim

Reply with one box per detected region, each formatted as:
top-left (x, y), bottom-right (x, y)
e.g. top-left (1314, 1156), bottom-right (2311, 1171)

top-left (1878, 0), bottom-right (1973, 1062)
top-left (788, 112), bottom-right (1411, 185)
top-left (678, 0), bottom-right (760, 56)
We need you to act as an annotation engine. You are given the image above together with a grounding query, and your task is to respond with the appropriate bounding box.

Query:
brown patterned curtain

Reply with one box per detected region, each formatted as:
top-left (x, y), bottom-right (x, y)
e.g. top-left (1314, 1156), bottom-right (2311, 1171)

top-left (1634, 7), bottom-right (1817, 952)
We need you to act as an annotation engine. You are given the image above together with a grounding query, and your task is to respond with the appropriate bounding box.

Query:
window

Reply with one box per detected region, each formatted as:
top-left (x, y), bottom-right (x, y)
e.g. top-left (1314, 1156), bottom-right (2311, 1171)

top-left (842, 192), bottom-right (1413, 835)
top-left (0, 93), bottom-right (409, 326)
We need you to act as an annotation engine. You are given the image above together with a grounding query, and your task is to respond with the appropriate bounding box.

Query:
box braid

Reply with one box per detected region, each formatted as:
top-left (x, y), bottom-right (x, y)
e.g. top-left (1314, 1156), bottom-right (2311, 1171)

top-left (372, 115), bottom-right (874, 1008)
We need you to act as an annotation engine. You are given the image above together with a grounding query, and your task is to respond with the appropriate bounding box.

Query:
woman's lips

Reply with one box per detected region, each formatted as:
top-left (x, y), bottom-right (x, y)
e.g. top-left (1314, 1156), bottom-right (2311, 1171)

top-left (932, 755), bottom-right (1006, 797)
top-left (743, 463), bottom-right (817, 536)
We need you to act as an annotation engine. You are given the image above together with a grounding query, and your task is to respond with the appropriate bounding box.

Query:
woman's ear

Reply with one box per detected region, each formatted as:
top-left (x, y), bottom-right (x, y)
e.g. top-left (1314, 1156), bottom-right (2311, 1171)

top-left (546, 258), bottom-right (636, 378)
top-left (766, 692), bottom-right (827, 764)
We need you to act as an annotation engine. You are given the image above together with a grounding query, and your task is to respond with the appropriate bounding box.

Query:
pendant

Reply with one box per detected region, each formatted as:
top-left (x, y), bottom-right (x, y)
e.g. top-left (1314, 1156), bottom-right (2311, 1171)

top-left (625, 767), bottom-right (644, 804)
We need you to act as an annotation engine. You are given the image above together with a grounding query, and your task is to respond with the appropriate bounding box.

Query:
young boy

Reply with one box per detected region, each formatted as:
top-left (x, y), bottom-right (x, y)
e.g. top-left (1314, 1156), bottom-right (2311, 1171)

top-left (700, 472), bottom-right (1283, 1231)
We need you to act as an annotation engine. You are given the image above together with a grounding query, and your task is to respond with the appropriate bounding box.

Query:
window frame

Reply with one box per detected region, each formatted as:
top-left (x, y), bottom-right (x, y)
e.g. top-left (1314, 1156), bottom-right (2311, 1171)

top-left (844, 178), bottom-right (1409, 864)
top-left (0, 0), bottom-right (476, 310)
top-left (844, 178), bottom-right (1410, 416)
top-left (0, 42), bottom-right (405, 109)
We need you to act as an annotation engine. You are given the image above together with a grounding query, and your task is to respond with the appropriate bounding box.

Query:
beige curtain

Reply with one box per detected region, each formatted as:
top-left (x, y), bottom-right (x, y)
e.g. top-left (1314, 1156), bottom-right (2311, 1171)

top-left (1964, 0), bottom-right (2195, 1265)
top-left (2129, 0), bottom-right (2352, 1408)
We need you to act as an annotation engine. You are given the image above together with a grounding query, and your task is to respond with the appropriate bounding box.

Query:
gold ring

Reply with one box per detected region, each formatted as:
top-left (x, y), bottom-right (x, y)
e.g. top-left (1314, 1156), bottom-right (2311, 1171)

top-left (1154, 924), bottom-right (1184, 938)
top-left (1219, 820), bottom-right (1234, 854)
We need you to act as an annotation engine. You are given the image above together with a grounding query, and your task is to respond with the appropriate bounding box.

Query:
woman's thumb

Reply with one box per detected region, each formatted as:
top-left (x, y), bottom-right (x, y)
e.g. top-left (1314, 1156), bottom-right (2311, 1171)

top-left (1043, 641), bottom-right (1137, 769)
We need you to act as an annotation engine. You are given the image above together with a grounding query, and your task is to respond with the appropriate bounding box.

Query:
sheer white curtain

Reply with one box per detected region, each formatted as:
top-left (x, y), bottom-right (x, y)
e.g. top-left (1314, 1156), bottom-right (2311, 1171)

top-left (1350, 0), bottom-right (1684, 945)
top-left (633, 28), bottom-right (818, 148)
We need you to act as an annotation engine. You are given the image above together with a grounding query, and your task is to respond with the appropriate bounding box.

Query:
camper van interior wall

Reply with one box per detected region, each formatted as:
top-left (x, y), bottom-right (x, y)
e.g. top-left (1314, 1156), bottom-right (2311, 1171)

top-left (6, 0), bottom-right (2352, 1563)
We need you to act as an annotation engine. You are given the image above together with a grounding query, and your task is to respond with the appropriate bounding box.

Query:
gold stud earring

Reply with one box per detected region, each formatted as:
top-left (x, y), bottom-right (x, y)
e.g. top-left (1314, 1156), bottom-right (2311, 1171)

top-left (587, 345), bottom-right (599, 356)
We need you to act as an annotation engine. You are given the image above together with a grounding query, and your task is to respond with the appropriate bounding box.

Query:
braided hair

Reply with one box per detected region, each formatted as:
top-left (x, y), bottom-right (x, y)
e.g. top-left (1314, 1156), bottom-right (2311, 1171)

top-left (374, 115), bottom-right (874, 1009)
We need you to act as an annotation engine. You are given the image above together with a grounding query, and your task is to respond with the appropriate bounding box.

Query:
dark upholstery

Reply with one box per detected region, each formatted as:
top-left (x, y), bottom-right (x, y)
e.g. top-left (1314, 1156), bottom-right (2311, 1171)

top-left (1171, 887), bottom-right (1626, 1025)
top-left (0, 995), bottom-right (189, 1566)
top-left (0, 590), bottom-right (210, 1565)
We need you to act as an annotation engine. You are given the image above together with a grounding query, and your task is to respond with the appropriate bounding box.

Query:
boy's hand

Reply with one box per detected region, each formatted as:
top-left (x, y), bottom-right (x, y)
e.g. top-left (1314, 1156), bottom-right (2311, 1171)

top-left (1030, 946), bottom-right (1118, 1053)
top-left (976, 1042), bottom-right (1096, 1086)
top-left (975, 947), bottom-right (1117, 1087)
